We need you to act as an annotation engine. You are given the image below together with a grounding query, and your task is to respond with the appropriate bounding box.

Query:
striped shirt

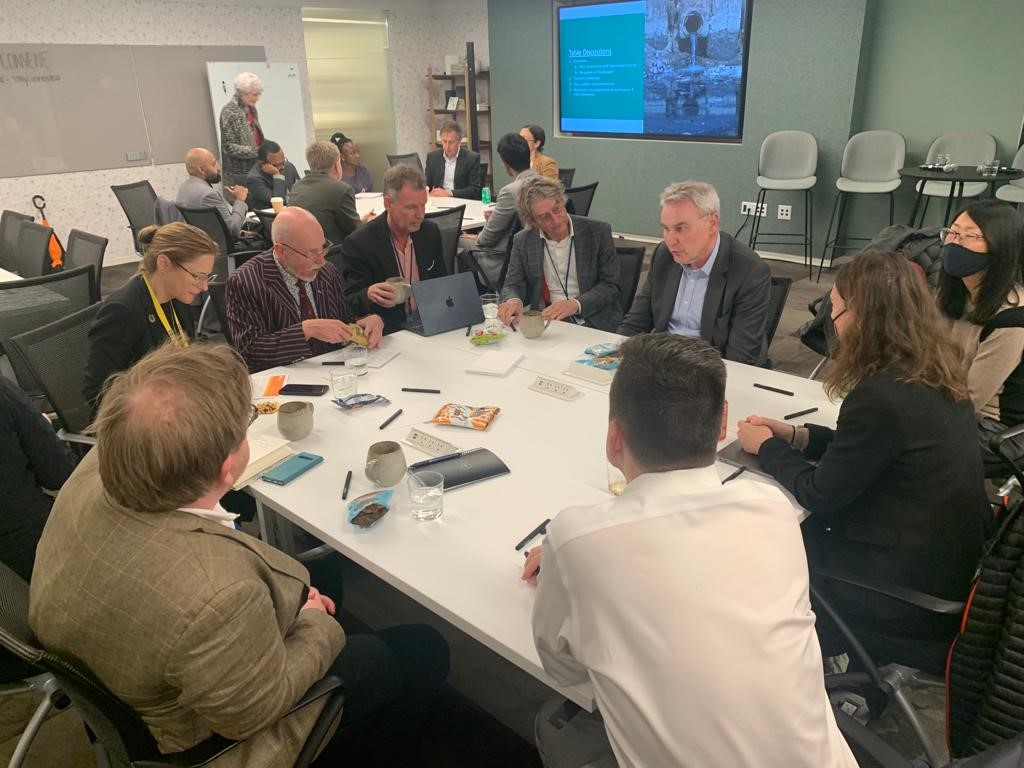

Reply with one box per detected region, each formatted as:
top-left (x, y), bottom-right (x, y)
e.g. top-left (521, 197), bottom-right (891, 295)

top-left (226, 250), bottom-right (355, 372)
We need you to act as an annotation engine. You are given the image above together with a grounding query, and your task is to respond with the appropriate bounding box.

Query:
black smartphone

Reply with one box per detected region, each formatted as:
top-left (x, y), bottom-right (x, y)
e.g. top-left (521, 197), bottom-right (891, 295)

top-left (278, 384), bottom-right (329, 396)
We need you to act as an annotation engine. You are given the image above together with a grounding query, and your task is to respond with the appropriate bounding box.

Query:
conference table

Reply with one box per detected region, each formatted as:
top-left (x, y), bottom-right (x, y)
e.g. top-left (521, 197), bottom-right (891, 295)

top-left (244, 322), bottom-right (840, 708)
top-left (353, 193), bottom-right (491, 230)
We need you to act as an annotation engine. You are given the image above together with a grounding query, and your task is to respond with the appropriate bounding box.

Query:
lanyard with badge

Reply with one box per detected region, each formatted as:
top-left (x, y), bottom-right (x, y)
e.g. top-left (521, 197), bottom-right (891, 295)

top-left (142, 274), bottom-right (189, 348)
top-left (543, 236), bottom-right (575, 301)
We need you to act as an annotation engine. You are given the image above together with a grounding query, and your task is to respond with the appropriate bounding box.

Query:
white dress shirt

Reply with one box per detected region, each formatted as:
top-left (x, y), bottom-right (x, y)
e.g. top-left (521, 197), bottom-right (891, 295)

top-left (540, 217), bottom-right (581, 304)
top-left (443, 153), bottom-right (458, 192)
top-left (533, 466), bottom-right (857, 768)
top-left (177, 503), bottom-right (239, 529)
top-left (667, 233), bottom-right (720, 337)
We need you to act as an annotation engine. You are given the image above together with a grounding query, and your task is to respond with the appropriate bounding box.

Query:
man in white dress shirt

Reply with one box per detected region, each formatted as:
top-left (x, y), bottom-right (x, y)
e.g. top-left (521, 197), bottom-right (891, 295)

top-left (522, 334), bottom-right (857, 768)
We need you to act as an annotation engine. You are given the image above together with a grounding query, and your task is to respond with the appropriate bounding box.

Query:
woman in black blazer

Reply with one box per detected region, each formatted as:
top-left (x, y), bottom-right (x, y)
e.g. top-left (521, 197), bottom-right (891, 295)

top-left (83, 223), bottom-right (218, 408)
top-left (738, 250), bottom-right (989, 672)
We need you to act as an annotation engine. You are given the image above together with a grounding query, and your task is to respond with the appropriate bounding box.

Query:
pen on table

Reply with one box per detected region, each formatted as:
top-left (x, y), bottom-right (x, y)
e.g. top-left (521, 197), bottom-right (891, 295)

top-left (342, 470), bottom-right (352, 500)
top-left (401, 387), bottom-right (441, 394)
top-left (379, 409), bottom-right (403, 430)
top-left (515, 518), bottom-right (552, 551)
top-left (409, 450), bottom-right (465, 470)
top-left (784, 407), bottom-right (818, 421)
top-left (322, 361), bottom-right (346, 366)
top-left (721, 466), bottom-right (747, 485)
top-left (465, 325), bottom-right (472, 336)
top-left (753, 382), bottom-right (795, 397)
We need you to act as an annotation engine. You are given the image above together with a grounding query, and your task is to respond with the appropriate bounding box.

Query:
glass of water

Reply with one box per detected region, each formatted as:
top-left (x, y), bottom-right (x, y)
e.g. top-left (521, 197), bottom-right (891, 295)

top-left (347, 345), bottom-right (368, 376)
top-left (408, 470), bottom-right (444, 520)
top-left (480, 292), bottom-right (499, 332)
top-left (330, 370), bottom-right (357, 399)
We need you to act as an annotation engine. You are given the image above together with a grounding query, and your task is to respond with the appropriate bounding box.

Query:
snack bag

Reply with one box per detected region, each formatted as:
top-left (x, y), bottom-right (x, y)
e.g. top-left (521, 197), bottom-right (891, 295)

top-left (347, 489), bottom-right (394, 528)
top-left (432, 403), bottom-right (500, 431)
top-left (349, 323), bottom-right (369, 348)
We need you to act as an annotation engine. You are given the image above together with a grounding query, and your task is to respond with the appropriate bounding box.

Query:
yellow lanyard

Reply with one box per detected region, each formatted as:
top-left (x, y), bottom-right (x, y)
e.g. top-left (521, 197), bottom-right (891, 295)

top-left (142, 274), bottom-right (189, 348)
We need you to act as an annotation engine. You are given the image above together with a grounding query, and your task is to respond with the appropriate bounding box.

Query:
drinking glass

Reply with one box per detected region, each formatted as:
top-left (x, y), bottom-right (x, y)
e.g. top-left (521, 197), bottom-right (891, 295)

top-left (480, 292), bottom-right (500, 332)
top-left (408, 470), bottom-right (444, 520)
top-left (348, 345), bottom-right (368, 376)
top-left (330, 370), bottom-right (357, 399)
top-left (983, 159), bottom-right (1000, 177)
top-left (607, 461), bottom-right (627, 496)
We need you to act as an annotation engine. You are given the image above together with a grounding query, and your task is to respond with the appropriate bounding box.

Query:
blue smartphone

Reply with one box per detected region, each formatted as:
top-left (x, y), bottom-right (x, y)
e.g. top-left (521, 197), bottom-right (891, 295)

top-left (261, 452), bottom-right (324, 485)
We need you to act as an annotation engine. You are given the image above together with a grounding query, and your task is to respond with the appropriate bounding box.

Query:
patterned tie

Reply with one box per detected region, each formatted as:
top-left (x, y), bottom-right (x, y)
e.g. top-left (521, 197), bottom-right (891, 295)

top-left (298, 283), bottom-right (316, 320)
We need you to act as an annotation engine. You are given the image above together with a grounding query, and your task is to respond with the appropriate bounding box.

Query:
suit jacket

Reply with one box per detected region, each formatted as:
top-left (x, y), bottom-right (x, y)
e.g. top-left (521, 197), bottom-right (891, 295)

top-left (340, 212), bottom-right (447, 334)
top-left (29, 451), bottom-right (345, 768)
top-left (287, 172), bottom-right (361, 246)
top-left (474, 169), bottom-right (538, 252)
top-left (226, 250), bottom-right (355, 372)
top-left (245, 161), bottom-right (300, 211)
top-left (500, 215), bottom-right (622, 332)
top-left (424, 147), bottom-right (481, 200)
top-left (176, 175), bottom-right (248, 238)
top-left (617, 233), bottom-right (771, 365)
top-left (83, 274), bottom-right (196, 408)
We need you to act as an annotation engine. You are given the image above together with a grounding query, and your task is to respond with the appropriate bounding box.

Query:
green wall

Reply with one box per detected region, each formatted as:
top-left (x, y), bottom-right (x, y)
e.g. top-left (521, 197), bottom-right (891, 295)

top-left (488, 0), bottom-right (1024, 256)
top-left (488, 0), bottom-right (869, 255)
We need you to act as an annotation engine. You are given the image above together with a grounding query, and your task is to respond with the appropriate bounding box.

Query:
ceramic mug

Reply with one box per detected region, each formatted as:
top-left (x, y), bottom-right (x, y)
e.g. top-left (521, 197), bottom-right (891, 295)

top-left (365, 441), bottom-right (407, 487)
top-left (519, 310), bottom-right (551, 339)
top-left (270, 197), bottom-right (285, 213)
top-left (386, 276), bottom-right (412, 304)
top-left (277, 401), bottom-right (314, 441)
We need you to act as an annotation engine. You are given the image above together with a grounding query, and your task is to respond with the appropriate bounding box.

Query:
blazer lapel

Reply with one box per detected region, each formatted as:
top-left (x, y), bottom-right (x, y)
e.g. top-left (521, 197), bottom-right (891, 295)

top-left (700, 241), bottom-right (730, 343)
top-left (655, 259), bottom-right (683, 331)
top-left (261, 256), bottom-right (302, 323)
top-left (411, 227), bottom-right (438, 276)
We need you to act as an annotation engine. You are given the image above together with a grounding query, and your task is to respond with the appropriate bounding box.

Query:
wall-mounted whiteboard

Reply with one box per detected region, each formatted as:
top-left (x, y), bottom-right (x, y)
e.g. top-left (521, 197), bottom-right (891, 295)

top-left (207, 62), bottom-right (309, 177)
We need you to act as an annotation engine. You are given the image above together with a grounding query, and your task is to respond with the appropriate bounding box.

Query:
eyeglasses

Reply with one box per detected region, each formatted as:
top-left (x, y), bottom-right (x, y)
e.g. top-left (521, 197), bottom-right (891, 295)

top-left (175, 262), bottom-right (217, 285)
top-left (940, 228), bottom-right (986, 245)
top-left (249, 404), bottom-right (259, 426)
top-left (279, 241), bottom-right (334, 261)
top-left (534, 201), bottom-right (566, 226)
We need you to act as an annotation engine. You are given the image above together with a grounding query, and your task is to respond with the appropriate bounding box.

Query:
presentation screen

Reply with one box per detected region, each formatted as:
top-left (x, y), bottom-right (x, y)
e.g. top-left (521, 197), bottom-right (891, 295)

top-left (557, 0), bottom-right (752, 142)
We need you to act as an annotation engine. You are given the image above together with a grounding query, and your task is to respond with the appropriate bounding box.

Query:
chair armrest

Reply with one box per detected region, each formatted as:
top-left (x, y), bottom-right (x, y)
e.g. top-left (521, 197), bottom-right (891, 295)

top-left (989, 422), bottom-right (1024, 453)
top-left (814, 566), bottom-right (965, 616)
top-left (832, 707), bottom-right (913, 768)
top-left (56, 429), bottom-right (96, 446)
top-left (808, 295), bottom-right (824, 316)
top-left (286, 674), bottom-right (344, 716)
top-left (293, 544), bottom-right (335, 564)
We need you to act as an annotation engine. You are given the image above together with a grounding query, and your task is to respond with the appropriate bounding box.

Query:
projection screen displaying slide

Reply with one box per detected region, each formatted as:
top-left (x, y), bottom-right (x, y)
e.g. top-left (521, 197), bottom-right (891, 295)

top-left (557, 0), bottom-right (753, 142)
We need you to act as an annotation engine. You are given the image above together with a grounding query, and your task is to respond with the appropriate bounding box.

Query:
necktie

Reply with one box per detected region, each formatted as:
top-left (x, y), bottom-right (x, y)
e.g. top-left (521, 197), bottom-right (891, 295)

top-left (299, 284), bottom-right (316, 320)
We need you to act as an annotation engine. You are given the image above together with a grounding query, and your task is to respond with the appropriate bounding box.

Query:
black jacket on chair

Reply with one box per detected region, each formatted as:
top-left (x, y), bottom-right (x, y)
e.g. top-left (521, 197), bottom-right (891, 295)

top-left (340, 213), bottom-right (447, 334)
top-left (83, 275), bottom-right (196, 409)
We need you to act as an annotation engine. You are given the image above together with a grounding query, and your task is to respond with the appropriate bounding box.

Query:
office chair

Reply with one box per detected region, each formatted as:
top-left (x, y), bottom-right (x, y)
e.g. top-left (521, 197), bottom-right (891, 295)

top-left (424, 204), bottom-right (466, 274)
top-left (615, 246), bottom-right (645, 312)
top-left (206, 282), bottom-right (232, 345)
top-left (386, 153), bottom-right (424, 172)
top-left (564, 181), bottom-right (599, 217)
top-left (558, 168), bottom-right (576, 189)
top-left (0, 210), bottom-right (33, 272)
top-left (63, 229), bottom-right (108, 301)
top-left (110, 180), bottom-right (158, 255)
top-left (13, 221), bottom-right (53, 278)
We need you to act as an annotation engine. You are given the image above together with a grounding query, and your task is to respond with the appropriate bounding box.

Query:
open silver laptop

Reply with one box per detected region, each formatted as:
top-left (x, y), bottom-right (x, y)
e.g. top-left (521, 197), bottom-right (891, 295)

top-left (405, 272), bottom-right (484, 336)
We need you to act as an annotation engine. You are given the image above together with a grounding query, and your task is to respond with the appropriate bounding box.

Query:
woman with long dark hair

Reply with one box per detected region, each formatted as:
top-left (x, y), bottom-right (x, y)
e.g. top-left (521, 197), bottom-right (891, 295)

top-left (519, 124), bottom-right (559, 181)
top-left (937, 199), bottom-right (1024, 476)
top-left (738, 250), bottom-right (989, 672)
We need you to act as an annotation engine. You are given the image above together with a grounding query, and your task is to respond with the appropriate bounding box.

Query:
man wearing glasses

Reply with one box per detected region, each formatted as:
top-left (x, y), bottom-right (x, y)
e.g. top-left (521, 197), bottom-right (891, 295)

top-left (244, 139), bottom-right (300, 211)
top-left (497, 175), bottom-right (622, 332)
top-left (226, 206), bottom-right (384, 372)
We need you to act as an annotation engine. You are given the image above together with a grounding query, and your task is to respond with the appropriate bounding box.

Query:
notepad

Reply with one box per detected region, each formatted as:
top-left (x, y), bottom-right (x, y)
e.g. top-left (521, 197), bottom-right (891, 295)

top-left (466, 350), bottom-right (523, 377)
top-left (416, 447), bottom-right (510, 490)
top-left (234, 435), bottom-right (293, 490)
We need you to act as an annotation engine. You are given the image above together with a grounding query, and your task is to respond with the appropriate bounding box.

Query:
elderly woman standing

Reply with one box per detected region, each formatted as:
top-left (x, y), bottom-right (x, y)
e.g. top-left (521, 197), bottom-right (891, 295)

top-left (219, 72), bottom-right (264, 186)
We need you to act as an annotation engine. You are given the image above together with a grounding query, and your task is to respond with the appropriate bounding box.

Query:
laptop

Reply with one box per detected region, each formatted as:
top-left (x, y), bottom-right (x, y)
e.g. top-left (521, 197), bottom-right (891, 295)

top-left (405, 272), bottom-right (485, 336)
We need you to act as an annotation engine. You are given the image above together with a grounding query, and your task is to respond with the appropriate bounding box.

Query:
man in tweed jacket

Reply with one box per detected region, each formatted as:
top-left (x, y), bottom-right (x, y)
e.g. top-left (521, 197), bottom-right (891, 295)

top-left (226, 206), bottom-right (384, 372)
top-left (498, 175), bottom-right (622, 332)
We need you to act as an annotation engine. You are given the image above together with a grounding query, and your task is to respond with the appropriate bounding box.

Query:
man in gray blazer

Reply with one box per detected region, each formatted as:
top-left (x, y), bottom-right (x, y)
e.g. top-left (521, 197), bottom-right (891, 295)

top-left (618, 181), bottom-right (771, 366)
top-left (288, 140), bottom-right (369, 249)
top-left (176, 147), bottom-right (249, 238)
top-left (461, 132), bottom-right (537, 288)
top-left (498, 175), bottom-right (621, 332)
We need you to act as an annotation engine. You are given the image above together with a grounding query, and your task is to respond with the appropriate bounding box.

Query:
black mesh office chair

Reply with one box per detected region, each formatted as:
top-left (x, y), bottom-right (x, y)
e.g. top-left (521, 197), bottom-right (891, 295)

top-left (9, 303), bottom-right (101, 445)
top-left (64, 229), bottom-right (108, 301)
top-left (765, 276), bottom-right (793, 349)
top-left (0, 266), bottom-right (97, 398)
top-left (386, 152), bottom-right (424, 172)
top-left (424, 204), bottom-right (466, 274)
top-left (0, 560), bottom-right (345, 768)
top-left (558, 168), bottom-right (576, 189)
top-left (110, 180), bottom-right (158, 255)
top-left (615, 246), bottom-right (645, 312)
top-left (13, 221), bottom-right (53, 278)
top-left (565, 181), bottom-right (599, 217)
top-left (254, 209), bottom-right (277, 243)
top-left (0, 210), bottom-right (33, 272)
top-left (206, 282), bottom-right (232, 346)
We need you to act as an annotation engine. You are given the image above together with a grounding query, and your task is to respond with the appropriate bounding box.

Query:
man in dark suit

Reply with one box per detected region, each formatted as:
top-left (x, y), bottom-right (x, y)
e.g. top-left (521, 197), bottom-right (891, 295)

top-left (244, 139), bottom-right (300, 211)
top-left (424, 120), bottom-right (481, 200)
top-left (340, 165), bottom-right (446, 334)
top-left (618, 181), bottom-right (771, 366)
top-left (288, 140), bottom-right (371, 248)
top-left (226, 206), bottom-right (383, 372)
top-left (498, 175), bottom-right (621, 332)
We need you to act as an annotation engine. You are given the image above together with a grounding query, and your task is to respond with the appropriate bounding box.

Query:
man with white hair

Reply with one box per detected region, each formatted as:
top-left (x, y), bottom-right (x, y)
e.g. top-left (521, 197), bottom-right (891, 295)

top-left (176, 147), bottom-right (249, 238)
top-left (617, 180), bottom-right (772, 366)
top-left (219, 71), bottom-right (264, 186)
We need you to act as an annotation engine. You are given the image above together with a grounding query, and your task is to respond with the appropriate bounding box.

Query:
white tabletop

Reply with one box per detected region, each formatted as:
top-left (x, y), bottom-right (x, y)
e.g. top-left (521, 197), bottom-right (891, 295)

top-left (0, 267), bottom-right (22, 283)
top-left (353, 194), bottom-right (490, 231)
top-left (246, 326), bottom-right (839, 707)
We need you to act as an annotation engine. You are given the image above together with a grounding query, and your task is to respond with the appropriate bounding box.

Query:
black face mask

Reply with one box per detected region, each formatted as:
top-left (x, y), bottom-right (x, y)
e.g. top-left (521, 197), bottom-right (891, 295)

top-left (204, 171), bottom-right (222, 186)
top-left (941, 242), bottom-right (989, 278)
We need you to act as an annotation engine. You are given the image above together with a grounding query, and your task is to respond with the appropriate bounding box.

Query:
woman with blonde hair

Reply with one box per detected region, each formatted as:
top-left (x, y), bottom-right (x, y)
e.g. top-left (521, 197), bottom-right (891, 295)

top-left (84, 222), bottom-right (218, 408)
top-left (737, 250), bottom-right (989, 672)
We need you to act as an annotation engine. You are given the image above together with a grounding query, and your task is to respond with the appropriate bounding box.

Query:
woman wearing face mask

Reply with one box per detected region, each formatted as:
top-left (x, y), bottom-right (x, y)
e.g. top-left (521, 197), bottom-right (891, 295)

top-left (937, 200), bottom-right (1024, 476)
top-left (736, 250), bottom-right (989, 673)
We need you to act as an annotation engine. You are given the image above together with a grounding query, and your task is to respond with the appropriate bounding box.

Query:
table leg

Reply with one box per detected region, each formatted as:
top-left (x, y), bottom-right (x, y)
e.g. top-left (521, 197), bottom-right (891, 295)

top-left (907, 186), bottom-right (924, 227)
top-left (255, 498), bottom-right (274, 546)
top-left (943, 182), bottom-right (958, 226)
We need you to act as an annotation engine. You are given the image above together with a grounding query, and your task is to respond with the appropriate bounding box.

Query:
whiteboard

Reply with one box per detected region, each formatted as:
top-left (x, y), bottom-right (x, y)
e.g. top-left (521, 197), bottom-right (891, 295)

top-left (206, 62), bottom-right (309, 178)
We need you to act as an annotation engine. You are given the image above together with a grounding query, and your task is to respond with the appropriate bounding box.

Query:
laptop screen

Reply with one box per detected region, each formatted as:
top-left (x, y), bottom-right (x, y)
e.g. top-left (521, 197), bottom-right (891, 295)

top-left (408, 272), bottom-right (485, 336)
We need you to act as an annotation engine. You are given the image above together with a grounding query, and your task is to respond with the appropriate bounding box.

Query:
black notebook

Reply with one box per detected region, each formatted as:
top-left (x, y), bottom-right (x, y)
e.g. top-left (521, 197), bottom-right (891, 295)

top-left (717, 439), bottom-right (774, 478)
top-left (408, 448), bottom-right (510, 490)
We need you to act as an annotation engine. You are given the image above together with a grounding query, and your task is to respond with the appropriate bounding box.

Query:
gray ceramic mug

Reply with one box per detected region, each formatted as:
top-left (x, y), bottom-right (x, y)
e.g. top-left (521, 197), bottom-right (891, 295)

top-left (519, 309), bottom-right (551, 339)
top-left (277, 401), bottom-right (314, 441)
top-left (365, 441), bottom-right (407, 487)
top-left (386, 276), bottom-right (412, 304)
